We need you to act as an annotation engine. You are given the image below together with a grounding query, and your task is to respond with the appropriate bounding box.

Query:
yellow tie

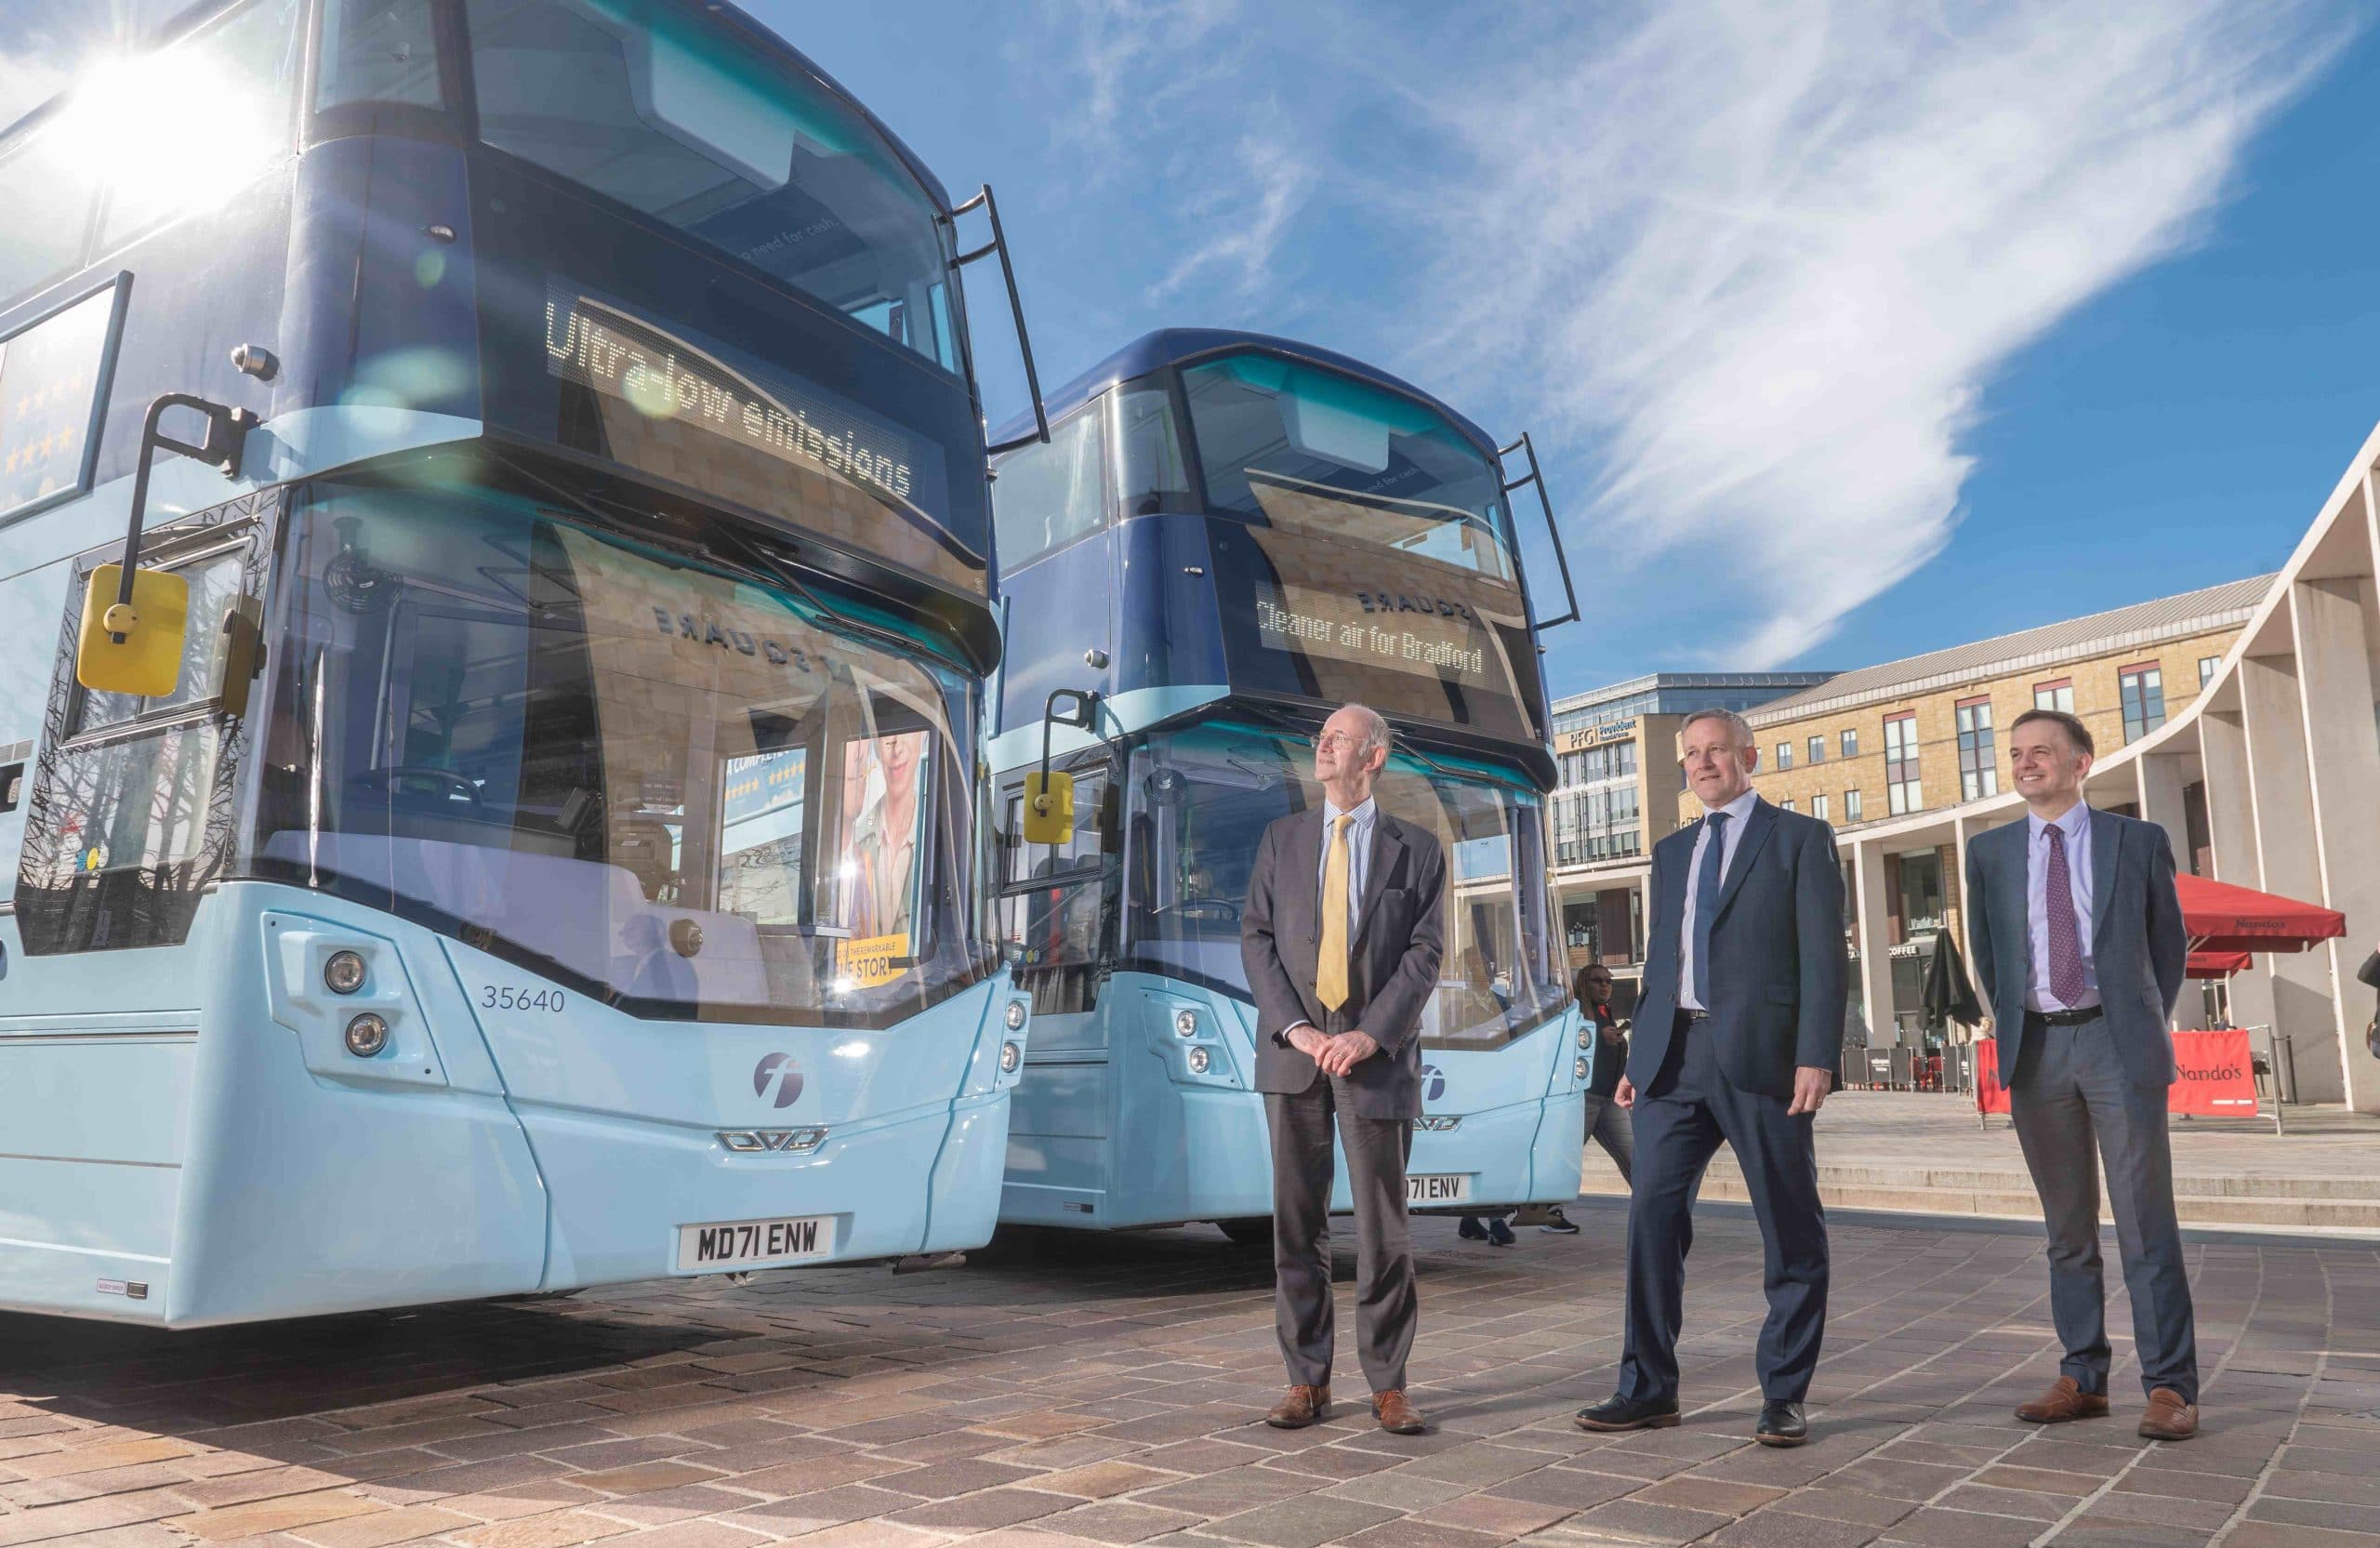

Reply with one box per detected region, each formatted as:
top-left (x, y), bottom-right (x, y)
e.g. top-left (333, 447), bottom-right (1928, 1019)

top-left (1316, 814), bottom-right (1353, 1012)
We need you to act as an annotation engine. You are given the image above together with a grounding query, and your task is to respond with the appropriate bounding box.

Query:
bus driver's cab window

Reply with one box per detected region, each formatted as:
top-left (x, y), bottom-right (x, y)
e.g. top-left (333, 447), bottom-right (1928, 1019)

top-left (997, 764), bottom-right (1113, 1015)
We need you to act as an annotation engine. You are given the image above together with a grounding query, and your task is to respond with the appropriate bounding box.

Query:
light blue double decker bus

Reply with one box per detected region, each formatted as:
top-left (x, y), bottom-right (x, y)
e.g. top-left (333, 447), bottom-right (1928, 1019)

top-left (985, 330), bottom-right (1586, 1241)
top-left (0, 0), bottom-right (1049, 1325)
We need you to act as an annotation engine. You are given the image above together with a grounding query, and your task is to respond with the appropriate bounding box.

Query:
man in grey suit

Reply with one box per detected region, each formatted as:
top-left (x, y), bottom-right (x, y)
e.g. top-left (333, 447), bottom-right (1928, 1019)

top-left (1241, 702), bottom-right (1447, 1436)
top-left (1966, 708), bottom-right (2198, 1441)
top-left (1578, 708), bottom-right (1845, 1448)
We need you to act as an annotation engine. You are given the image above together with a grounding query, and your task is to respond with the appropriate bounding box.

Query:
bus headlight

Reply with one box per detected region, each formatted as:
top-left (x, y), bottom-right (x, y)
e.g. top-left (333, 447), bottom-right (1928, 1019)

top-left (1004, 999), bottom-right (1028, 1032)
top-left (1577, 1026), bottom-right (1593, 1050)
top-left (345, 1012), bottom-right (390, 1058)
top-left (324, 949), bottom-right (367, 995)
top-left (1574, 1054), bottom-right (1591, 1081)
top-left (1174, 1009), bottom-right (1198, 1038)
top-left (1000, 1040), bottom-right (1023, 1074)
top-left (1187, 1046), bottom-right (1210, 1075)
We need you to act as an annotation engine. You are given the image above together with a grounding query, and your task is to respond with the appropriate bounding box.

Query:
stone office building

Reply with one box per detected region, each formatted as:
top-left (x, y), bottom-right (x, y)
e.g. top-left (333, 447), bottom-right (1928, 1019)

top-left (1547, 672), bottom-right (1835, 997)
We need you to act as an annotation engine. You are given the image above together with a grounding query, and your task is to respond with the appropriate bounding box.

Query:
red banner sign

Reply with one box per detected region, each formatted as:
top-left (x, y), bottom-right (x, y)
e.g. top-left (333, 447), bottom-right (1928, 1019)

top-left (1976, 1030), bottom-right (2257, 1118)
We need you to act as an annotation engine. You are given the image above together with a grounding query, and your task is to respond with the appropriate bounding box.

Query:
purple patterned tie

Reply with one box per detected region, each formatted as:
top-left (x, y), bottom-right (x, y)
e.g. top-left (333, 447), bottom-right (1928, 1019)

top-left (2044, 826), bottom-right (2085, 1006)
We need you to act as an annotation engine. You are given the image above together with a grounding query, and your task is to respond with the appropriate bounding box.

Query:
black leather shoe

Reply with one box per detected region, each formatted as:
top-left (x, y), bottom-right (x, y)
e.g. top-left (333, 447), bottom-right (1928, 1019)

top-left (1488, 1217), bottom-right (1516, 1247)
top-left (1458, 1216), bottom-right (1488, 1241)
top-left (1754, 1400), bottom-right (1807, 1447)
top-left (1575, 1393), bottom-right (1681, 1432)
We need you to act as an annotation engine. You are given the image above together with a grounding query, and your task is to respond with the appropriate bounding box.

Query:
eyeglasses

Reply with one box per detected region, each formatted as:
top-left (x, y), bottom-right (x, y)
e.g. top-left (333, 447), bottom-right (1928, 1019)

top-left (1312, 731), bottom-right (1365, 751)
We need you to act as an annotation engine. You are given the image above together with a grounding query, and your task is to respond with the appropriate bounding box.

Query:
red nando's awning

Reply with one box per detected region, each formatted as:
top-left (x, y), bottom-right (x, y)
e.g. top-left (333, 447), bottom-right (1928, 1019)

top-left (2174, 873), bottom-right (2347, 955)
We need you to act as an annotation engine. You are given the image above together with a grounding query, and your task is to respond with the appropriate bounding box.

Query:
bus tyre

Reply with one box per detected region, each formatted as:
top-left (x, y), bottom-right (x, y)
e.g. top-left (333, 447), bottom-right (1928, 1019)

top-left (1217, 1217), bottom-right (1274, 1250)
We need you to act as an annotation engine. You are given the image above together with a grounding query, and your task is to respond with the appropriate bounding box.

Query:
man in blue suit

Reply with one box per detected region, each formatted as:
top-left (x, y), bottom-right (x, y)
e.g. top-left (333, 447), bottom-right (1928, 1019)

top-left (1965, 708), bottom-right (2197, 1441)
top-left (1577, 709), bottom-right (1846, 1448)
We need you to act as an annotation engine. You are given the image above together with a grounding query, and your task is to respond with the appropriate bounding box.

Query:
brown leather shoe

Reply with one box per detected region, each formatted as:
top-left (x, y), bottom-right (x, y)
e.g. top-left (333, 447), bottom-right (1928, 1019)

top-left (2138, 1387), bottom-right (2199, 1441)
top-left (1264, 1384), bottom-right (1330, 1429)
top-left (1372, 1389), bottom-right (1426, 1435)
top-left (2016, 1375), bottom-right (2111, 1423)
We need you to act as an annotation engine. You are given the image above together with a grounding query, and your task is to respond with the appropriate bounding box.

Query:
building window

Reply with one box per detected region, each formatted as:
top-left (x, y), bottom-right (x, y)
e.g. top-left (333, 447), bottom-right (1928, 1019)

top-left (2034, 678), bottom-right (2074, 714)
top-left (1810, 793), bottom-right (1829, 822)
top-left (2198, 655), bottom-right (2221, 689)
top-left (1884, 712), bottom-right (1921, 815)
top-left (1955, 695), bottom-right (1997, 802)
top-left (2120, 662), bottom-right (2165, 743)
top-left (1779, 799), bottom-right (1795, 813)
top-left (1840, 728), bottom-right (1858, 758)
top-left (1807, 735), bottom-right (1824, 765)
top-left (1844, 788), bottom-right (1863, 823)
top-left (1775, 741), bottom-right (1792, 770)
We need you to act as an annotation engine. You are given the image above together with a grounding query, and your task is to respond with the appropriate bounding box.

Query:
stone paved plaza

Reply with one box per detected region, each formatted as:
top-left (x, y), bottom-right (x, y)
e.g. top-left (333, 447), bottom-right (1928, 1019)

top-left (2, 1200), bottom-right (2375, 1548)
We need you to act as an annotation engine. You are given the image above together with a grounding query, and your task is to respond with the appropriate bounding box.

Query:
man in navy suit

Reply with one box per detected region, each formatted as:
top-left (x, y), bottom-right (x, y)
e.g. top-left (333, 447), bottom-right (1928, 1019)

top-left (1577, 709), bottom-right (1846, 1448)
top-left (1965, 708), bottom-right (2198, 1441)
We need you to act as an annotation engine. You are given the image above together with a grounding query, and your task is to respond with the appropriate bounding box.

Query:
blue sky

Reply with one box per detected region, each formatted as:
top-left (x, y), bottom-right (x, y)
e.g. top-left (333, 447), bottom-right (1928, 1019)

top-left (8, 0), bottom-right (2377, 701)
top-left (771, 0), bottom-right (2380, 695)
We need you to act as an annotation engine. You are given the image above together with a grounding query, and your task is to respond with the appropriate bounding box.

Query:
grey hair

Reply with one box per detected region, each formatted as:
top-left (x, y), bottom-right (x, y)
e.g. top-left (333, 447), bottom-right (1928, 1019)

top-left (1340, 702), bottom-right (1392, 757)
top-left (1678, 708), bottom-right (1754, 748)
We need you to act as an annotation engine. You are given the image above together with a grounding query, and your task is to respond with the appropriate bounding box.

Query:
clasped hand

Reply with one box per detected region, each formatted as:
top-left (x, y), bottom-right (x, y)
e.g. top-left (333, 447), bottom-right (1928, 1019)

top-left (1289, 1025), bottom-right (1379, 1077)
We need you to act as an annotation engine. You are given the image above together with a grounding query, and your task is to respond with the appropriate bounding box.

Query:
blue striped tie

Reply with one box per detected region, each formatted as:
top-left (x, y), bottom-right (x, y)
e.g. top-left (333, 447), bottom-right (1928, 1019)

top-left (1692, 813), bottom-right (1731, 1008)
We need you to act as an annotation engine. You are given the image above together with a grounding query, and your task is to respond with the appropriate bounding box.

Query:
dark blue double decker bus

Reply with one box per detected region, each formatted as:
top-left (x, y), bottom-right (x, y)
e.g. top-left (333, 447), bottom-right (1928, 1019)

top-left (0, 0), bottom-right (1045, 1325)
top-left (985, 329), bottom-right (1587, 1239)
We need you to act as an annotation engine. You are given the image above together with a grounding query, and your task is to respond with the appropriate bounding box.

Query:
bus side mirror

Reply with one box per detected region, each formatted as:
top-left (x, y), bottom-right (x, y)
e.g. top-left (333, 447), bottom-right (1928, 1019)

top-left (1022, 770), bottom-right (1075, 847)
top-left (217, 596), bottom-right (265, 721)
top-left (76, 564), bottom-right (189, 697)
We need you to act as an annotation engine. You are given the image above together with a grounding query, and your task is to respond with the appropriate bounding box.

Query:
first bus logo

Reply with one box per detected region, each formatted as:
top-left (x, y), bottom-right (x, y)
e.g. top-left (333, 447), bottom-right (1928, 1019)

top-left (752, 1052), bottom-right (805, 1108)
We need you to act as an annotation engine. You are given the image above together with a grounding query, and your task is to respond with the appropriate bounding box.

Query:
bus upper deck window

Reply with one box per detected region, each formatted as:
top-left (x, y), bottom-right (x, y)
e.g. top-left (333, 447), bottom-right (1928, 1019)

top-left (318, 0), bottom-right (445, 112)
top-left (465, 0), bottom-right (954, 367)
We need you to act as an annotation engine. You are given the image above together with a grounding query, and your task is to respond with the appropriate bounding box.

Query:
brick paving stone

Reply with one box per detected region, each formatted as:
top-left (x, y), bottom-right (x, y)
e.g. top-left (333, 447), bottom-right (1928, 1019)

top-left (1567, 1496), bottom-right (1739, 1544)
top-left (1027, 1461), bottom-right (1181, 1498)
top-left (1035, 1499), bottom-right (1207, 1542)
top-left (1336, 1520), bottom-right (1502, 1548)
top-left (2220, 1524), bottom-right (2380, 1548)
top-left (571, 1462), bottom-right (728, 1496)
top-left (167, 1489), bottom-right (387, 1541)
top-left (1708, 1510), bottom-right (1889, 1548)
top-left (287, 1503), bottom-right (480, 1546)
top-left (450, 1512), bottom-right (638, 1548)
top-left (1871, 1507), bottom-right (2050, 1548)
top-left (1410, 1494), bottom-right (1577, 1537)
top-left (1199, 1494), bottom-right (1400, 1548)
top-left (3, 1209), bottom-right (2373, 1548)
top-left (882, 1485), bottom-right (1068, 1532)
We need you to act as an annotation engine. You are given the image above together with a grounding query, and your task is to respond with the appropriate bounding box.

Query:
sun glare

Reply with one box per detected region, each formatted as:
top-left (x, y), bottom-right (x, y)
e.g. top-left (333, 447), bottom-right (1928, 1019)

top-left (51, 45), bottom-right (282, 224)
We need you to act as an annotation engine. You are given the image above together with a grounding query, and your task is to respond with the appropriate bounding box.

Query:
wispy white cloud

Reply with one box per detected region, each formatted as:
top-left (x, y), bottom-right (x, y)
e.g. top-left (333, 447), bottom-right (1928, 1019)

top-left (1041, 0), bottom-right (1317, 300)
top-left (1421, 0), bottom-right (2357, 666)
top-left (1047, 0), bottom-right (1242, 158)
top-left (1149, 126), bottom-right (1314, 300)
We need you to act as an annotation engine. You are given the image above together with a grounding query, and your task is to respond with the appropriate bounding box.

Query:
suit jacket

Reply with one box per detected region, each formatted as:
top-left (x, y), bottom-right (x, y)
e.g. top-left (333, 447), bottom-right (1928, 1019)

top-left (1628, 797), bottom-right (1848, 1100)
top-left (1240, 807), bottom-right (1448, 1120)
top-left (1964, 808), bottom-right (2188, 1092)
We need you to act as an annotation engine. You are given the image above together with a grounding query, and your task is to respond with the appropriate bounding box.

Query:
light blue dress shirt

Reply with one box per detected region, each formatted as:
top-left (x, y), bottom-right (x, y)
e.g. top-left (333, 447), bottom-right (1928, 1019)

top-left (1316, 796), bottom-right (1377, 942)
top-left (1678, 787), bottom-right (1760, 1012)
top-left (2024, 800), bottom-right (2099, 1012)
top-left (1285, 797), bottom-right (1377, 1041)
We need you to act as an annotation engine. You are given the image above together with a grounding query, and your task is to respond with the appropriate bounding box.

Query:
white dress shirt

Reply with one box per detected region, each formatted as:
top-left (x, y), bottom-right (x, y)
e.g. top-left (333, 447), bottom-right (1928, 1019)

top-left (2024, 800), bottom-right (2099, 1012)
top-left (1678, 788), bottom-right (1760, 1012)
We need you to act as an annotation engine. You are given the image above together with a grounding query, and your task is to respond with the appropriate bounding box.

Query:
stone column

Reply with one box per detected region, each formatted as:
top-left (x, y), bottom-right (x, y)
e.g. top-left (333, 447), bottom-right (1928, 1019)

top-left (2134, 748), bottom-right (2191, 872)
top-left (2198, 708), bottom-right (2278, 1044)
top-left (1850, 836), bottom-right (1895, 1054)
top-left (2291, 572), bottom-right (2380, 1113)
top-left (2238, 642), bottom-right (2340, 1102)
